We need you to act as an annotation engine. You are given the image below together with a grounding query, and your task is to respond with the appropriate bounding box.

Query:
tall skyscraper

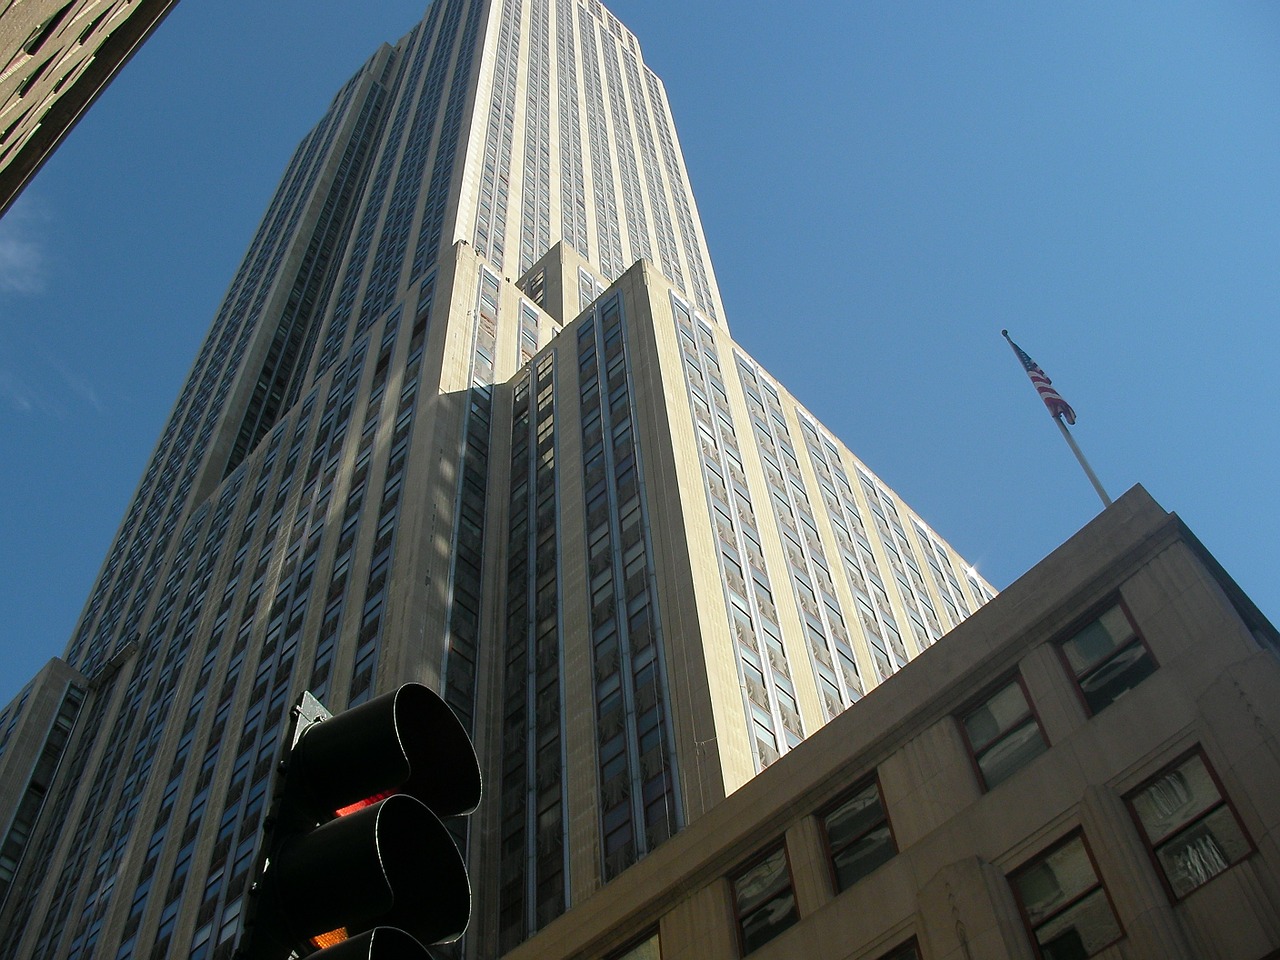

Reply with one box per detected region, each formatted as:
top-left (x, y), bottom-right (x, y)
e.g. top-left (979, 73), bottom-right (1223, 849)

top-left (0, 2), bottom-right (994, 959)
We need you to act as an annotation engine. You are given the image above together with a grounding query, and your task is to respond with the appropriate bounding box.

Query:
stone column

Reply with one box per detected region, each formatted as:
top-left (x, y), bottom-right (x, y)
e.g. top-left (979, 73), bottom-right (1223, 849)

top-left (660, 877), bottom-right (739, 960)
top-left (917, 856), bottom-right (1031, 960)
top-left (1079, 784), bottom-right (1196, 959)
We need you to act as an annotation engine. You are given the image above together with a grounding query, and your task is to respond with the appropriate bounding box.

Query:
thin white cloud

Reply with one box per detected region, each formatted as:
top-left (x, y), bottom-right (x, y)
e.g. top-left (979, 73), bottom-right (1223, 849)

top-left (0, 196), bottom-right (47, 294)
top-left (0, 369), bottom-right (36, 412)
top-left (0, 199), bottom-right (103, 418)
top-left (46, 355), bottom-right (104, 413)
top-left (0, 356), bottom-right (103, 418)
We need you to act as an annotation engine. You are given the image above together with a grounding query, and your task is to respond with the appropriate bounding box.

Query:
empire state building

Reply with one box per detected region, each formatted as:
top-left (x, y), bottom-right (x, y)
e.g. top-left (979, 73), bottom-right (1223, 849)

top-left (0, 2), bottom-right (992, 958)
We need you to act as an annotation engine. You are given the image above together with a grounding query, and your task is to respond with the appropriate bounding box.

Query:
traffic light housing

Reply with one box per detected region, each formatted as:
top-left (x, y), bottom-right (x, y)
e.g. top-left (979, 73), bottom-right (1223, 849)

top-left (237, 683), bottom-right (481, 959)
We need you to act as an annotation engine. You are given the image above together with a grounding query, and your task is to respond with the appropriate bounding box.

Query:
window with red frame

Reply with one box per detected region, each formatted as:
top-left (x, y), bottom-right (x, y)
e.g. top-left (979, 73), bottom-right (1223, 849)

top-left (821, 776), bottom-right (896, 893)
top-left (959, 675), bottom-right (1049, 791)
top-left (1009, 832), bottom-right (1123, 960)
top-left (1057, 603), bottom-right (1156, 714)
top-left (730, 845), bottom-right (798, 955)
top-left (1127, 749), bottom-right (1252, 899)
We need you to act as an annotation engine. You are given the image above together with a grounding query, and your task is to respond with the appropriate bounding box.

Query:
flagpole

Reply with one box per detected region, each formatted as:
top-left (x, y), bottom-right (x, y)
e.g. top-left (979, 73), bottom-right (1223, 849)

top-left (1054, 415), bottom-right (1112, 507)
top-left (1002, 330), bottom-right (1113, 509)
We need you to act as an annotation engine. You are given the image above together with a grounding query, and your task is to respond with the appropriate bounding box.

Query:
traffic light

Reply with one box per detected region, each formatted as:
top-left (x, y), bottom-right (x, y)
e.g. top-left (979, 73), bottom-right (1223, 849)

top-left (236, 683), bottom-right (481, 960)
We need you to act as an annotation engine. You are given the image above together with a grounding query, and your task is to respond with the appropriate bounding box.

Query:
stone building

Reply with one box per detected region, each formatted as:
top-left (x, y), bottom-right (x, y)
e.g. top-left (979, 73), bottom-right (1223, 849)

top-left (503, 486), bottom-right (1280, 960)
top-left (0, 0), bottom-right (180, 215)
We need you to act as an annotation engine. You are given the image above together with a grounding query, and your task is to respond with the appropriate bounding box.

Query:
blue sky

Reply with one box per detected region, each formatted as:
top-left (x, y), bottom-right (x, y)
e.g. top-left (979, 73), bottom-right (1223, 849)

top-left (1, 1), bottom-right (1277, 705)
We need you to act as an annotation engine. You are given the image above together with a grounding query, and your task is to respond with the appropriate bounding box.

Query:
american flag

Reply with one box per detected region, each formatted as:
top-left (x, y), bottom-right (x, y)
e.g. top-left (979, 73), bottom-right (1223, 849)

top-left (1002, 330), bottom-right (1077, 425)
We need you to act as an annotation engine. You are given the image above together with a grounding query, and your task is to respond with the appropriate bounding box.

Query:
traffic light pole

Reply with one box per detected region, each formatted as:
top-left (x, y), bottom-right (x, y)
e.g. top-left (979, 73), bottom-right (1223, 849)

top-left (235, 694), bottom-right (328, 960)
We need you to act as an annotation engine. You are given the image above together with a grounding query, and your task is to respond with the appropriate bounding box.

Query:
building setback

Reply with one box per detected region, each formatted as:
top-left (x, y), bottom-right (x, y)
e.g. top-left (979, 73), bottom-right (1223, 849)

top-left (502, 486), bottom-right (1280, 960)
top-left (0, 3), bottom-right (993, 959)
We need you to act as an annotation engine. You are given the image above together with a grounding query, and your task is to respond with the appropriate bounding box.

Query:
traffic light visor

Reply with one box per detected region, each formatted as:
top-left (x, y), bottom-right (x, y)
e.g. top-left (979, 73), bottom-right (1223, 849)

top-left (289, 683), bottom-right (481, 817)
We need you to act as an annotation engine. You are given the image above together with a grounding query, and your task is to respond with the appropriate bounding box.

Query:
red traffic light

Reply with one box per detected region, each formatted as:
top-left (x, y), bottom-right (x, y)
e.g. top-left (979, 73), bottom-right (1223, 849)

top-left (286, 683), bottom-right (481, 819)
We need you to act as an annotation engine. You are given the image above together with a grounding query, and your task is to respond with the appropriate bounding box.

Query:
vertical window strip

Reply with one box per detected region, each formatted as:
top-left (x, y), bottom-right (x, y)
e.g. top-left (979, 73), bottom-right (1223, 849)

top-left (904, 511), bottom-right (968, 632)
top-left (360, 1), bottom-right (453, 323)
top-left (734, 352), bottom-right (863, 719)
top-left (576, 5), bottom-right (623, 279)
top-left (799, 412), bottom-right (929, 666)
top-left (345, 310), bottom-right (407, 708)
top-left (20, 686), bottom-right (116, 957)
top-left (0, 682), bottom-right (33, 764)
top-left (529, 354), bottom-right (567, 930)
top-left (298, 342), bottom-right (369, 708)
top-left (497, 370), bottom-right (535, 951)
top-left (597, 26), bottom-right (650, 268)
top-left (16, 691), bottom-right (112, 960)
top-left (579, 267), bottom-right (605, 311)
top-left (644, 67), bottom-right (714, 318)
top-left (834, 469), bottom-right (905, 679)
top-left (413, 0), bottom-right (487, 275)
top-left (554, 0), bottom-right (588, 258)
top-left (519, 0), bottom-right (554, 275)
top-left (324, 22), bottom-right (429, 374)
top-left (519, 301), bottom-right (541, 366)
top-left (670, 295), bottom-right (798, 770)
top-left (580, 295), bottom-right (679, 882)
top-left (905, 520), bottom-right (948, 642)
top-left (621, 48), bottom-right (682, 286)
top-left (473, 0), bottom-right (525, 267)
top-left (442, 268), bottom-right (500, 734)
top-left (360, 281), bottom-right (435, 695)
top-left (497, 353), bottom-right (567, 949)
top-left (295, 462), bottom-right (337, 703)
